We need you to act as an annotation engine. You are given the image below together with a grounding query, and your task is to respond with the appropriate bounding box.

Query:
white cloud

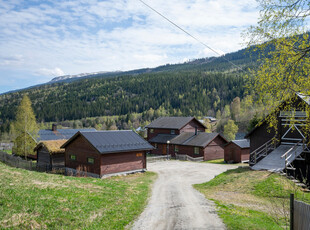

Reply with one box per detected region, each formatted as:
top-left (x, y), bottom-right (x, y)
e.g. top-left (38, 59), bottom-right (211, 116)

top-left (0, 0), bottom-right (260, 93)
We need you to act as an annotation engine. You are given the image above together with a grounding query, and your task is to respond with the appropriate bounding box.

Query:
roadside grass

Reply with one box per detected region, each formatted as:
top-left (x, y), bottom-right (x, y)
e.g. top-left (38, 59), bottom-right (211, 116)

top-left (203, 158), bottom-right (248, 167)
top-left (0, 162), bottom-right (156, 229)
top-left (194, 167), bottom-right (310, 230)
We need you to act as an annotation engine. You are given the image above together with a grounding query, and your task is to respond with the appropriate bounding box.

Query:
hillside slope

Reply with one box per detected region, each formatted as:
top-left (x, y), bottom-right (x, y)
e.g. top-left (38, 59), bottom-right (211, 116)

top-left (0, 47), bottom-right (258, 132)
top-left (0, 161), bottom-right (156, 229)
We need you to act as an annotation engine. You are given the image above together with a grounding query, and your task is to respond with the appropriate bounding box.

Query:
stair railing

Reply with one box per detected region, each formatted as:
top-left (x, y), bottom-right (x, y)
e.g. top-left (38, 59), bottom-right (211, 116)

top-left (249, 139), bottom-right (278, 165)
top-left (281, 139), bottom-right (305, 171)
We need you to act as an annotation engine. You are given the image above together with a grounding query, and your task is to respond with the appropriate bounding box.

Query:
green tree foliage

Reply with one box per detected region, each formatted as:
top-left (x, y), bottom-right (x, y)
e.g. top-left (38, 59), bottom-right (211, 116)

top-left (223, 120), bottom-right (239, 141)
top-left (12, 95), bottom-right (38, 159)
top-left (245, 0), bottom-right (310, 131)
top-left (231, 97), bottom-right (241, 121)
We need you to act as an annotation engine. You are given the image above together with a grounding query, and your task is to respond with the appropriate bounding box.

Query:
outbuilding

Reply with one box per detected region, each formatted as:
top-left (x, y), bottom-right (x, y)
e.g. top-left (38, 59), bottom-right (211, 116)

top-left (61, 130), bottom-right (154, 177)
top-left (224, 139), bottom-right (250, 163)
top-left (35, 140), bottom-right (67, 169)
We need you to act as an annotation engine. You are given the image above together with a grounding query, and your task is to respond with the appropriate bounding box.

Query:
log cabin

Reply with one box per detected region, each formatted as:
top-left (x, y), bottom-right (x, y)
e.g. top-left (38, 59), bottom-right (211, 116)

top-left (35, 140), bottom-right (66, 169)
top-left (224, 139), bottom-right (250, 163)
top-left (61, 130), bottom-right (154, 178)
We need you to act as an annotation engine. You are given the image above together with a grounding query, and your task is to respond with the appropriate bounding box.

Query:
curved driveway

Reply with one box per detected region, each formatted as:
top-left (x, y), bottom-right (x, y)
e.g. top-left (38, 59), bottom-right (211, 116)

top-left (131, 160), bottom-right (236, 230)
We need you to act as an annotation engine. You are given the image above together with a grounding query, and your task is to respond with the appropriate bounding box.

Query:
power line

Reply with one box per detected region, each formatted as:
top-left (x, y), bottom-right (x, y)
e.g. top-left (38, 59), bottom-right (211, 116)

top-left (138, 0), bottom-right (245, 72)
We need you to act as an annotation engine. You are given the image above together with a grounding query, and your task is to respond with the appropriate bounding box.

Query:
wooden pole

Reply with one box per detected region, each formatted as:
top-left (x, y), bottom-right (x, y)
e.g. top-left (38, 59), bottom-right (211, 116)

top-left (290, 193), bottom-right (294, 230)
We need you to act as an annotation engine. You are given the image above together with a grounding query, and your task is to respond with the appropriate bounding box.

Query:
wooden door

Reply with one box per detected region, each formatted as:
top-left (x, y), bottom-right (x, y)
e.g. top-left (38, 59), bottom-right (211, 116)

top-left (163, 144), bottom-right (166, 155)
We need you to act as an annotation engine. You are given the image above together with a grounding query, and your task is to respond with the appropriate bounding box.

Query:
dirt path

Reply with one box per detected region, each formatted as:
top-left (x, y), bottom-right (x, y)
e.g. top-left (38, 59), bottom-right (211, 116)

top-left (131, 161), bottom-right (237, 230)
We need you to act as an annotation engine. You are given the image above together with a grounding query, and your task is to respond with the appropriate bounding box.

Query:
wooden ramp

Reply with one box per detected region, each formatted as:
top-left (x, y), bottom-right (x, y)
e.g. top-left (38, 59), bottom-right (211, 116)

top-left (251, 144), bottom-right (303, 172)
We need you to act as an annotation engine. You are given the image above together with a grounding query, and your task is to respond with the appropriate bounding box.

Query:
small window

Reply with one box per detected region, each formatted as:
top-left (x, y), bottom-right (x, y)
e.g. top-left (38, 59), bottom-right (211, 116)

top-left (87, 157), bottom-right (95, 164)
top-left (70, 155), bottom-right (76, 161)
top-left (194, 147), bottom-right (199, 155)
top-left (174, 146), bottom-right (179, 153)
top-left (171, 130), bottom-right (175, 135)
top-left (154, 143), bottom-right (158, 149)
top-left (150, 129), bottom-right (154, 133)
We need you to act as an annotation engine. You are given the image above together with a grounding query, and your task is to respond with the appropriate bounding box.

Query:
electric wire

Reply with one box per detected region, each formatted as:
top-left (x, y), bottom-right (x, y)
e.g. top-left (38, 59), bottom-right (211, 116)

top-left (138, 0), bottom-right (246, 72)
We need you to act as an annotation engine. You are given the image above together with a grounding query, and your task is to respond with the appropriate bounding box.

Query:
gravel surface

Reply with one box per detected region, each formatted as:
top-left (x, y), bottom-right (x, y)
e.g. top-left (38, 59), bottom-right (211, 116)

top-left (131, 160), bottom-right (237, 230)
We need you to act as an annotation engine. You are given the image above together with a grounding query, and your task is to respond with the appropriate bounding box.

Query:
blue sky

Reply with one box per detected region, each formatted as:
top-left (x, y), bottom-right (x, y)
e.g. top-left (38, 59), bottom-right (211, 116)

top-left (0, 0), bottom-right (259, 94)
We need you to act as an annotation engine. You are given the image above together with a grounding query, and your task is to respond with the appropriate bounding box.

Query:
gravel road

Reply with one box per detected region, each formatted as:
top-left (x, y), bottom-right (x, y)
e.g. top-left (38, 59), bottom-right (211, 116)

top-left (131, 160), bottom-right (237, 230)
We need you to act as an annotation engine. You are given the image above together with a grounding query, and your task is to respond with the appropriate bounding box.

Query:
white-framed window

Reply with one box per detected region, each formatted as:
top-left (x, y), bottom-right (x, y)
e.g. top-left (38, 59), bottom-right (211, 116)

top-left (150, 129), bottom-right (154, 133)
top-left (171, 130), bottom-right (175, 135)
top-left (154, 143), bottom-right (158, 149)
top-left (70, 155), bottom-right (76, 161)
top-left (174, 146), bottom-right (179, 153)
top-left (194, 147), bottom-right (199, 155)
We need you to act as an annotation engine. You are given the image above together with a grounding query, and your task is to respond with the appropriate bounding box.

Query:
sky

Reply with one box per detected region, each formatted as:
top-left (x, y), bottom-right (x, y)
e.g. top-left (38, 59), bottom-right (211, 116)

top-left (0, 0), bottom-right (259, 94)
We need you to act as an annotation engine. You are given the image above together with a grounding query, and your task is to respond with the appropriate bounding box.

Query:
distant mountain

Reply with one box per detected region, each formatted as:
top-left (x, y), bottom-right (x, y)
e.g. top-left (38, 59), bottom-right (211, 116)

top-left (0, 46), bottom-right (260, 133)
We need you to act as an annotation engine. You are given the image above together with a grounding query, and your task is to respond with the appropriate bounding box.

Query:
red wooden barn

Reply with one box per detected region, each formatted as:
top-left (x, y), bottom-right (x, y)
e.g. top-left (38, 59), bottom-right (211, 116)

top-left (224, 139), bottom-right (250, 163)
top-left (61, 130), bottom-right (154, 177)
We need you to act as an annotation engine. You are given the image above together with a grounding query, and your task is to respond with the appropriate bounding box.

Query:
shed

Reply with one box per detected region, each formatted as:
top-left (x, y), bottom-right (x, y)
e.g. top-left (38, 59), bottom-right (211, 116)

top-left (61, 130), bottom-right (154, 177)
top-left (224, 139), bottom-right (250, 163)
top-left (35, 140), bottom-right (67, 169)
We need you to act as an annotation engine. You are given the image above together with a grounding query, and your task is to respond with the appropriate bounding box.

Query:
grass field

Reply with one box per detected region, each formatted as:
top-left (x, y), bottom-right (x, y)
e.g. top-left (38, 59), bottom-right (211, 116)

top-left (0, 162), bottom-right (156, 229)
top-left (194, 167), bottom-right (310, 230)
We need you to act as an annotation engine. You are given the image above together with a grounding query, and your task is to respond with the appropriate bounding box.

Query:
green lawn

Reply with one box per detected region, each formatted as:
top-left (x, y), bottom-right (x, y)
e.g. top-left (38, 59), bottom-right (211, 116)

top-left (2, 149), bottom-right (12, 154)
top-left (194, 167), bottom-right (310, 230)
top-left (0, 162), bottom-right (156, 229)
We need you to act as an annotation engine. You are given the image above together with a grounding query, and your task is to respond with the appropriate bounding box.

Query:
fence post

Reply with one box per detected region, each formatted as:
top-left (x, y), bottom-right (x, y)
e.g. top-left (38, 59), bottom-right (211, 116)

top-left (290, 193), bottom-right (294, 230)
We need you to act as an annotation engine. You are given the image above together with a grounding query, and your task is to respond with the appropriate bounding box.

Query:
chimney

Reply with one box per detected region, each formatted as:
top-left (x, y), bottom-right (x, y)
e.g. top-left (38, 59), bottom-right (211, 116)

top-left (52, 124), bottom-right (57, 131)
top-left (195, 126), bottom-right (198, 135)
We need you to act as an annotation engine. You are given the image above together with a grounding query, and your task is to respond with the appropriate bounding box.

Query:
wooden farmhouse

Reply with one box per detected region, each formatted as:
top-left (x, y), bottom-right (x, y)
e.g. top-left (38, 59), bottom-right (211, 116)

top-left (13, 124), bottom-right (96, 160)
top-left (61, 130), bottom-right (154, 178)
top-left (245, 93), bottom-right (310, 184)
top-left (35, 140), bottom-right (67, 169)
top-left (146, 117), bottom-right (227, 160)
top-left (224, 139), bottom-right (250, 163)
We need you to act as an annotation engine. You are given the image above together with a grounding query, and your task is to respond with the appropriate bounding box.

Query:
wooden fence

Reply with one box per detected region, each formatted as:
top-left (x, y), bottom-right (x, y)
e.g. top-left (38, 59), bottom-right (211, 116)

top-left (147, 155), bottom-right (171, 163)
top-left (175, 154), bottom-right (203, 162)
top-left (291, 193), bottom-right (310, 230)
top-left (0, 151), bottom-right (64, 173)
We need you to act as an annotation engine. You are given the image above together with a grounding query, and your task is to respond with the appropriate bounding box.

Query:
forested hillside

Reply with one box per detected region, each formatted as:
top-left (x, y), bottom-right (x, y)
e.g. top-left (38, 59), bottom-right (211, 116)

top-left (0, 47), bottom-right (259, 133)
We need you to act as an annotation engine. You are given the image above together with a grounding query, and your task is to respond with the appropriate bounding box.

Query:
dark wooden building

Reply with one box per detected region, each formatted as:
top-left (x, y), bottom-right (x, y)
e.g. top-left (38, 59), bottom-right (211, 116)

top-left (224, 139), bottom-right (250, 163)
top-left (146, 117), bottom-right (206, 155)
top-left (13, 124), bottom-right (96, 160)
top-left (171, 132), bottom-right (228, 160)
top-left (246, 93), bottom-right (310, 185)
top-left (61, 130), bottom-right (154, 177)
top-left (35, 140), bottom-right (67, 169)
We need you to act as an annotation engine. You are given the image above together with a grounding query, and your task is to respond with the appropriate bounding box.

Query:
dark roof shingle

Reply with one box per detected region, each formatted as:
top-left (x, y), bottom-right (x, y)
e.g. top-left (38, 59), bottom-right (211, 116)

top-left (146, 117), bottom-right (203, 129)
top-left (231, 139), bottom-right (250, 148)
top-left (38, 128), bottom-right (96, 141)
top-left (62, 130), bottom-right (154, 154)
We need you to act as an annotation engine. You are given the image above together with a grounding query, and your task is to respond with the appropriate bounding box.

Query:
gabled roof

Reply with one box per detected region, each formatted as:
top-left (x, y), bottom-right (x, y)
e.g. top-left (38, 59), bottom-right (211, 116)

top-left (245, 93), bottom-right (310, 138)
top-left (34, 140), bottom-right (67, 155)
top-left (62, 130), bottom-right (154, 154)
top-left (145, 117), bottom-right (206, 129)
top-left (149, 132), bottom-right (227, 148)
top-left (148, 134), bottom-right (177, 144)
top-left (171, 132), bottom-right (225, 147)
top-left (231, 139), bottom-right (250, 149)
top-left (37, 128), bottom-right (96, 142)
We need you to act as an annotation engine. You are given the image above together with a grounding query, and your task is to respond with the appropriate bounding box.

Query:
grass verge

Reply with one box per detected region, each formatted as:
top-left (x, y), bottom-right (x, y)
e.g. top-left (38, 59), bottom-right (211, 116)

top-left (0, 162), bottom-right (156, 229)
top-left (203, 158), bottom-right (248, 167)
top-left (194, 167), bottom-right (310, 230)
